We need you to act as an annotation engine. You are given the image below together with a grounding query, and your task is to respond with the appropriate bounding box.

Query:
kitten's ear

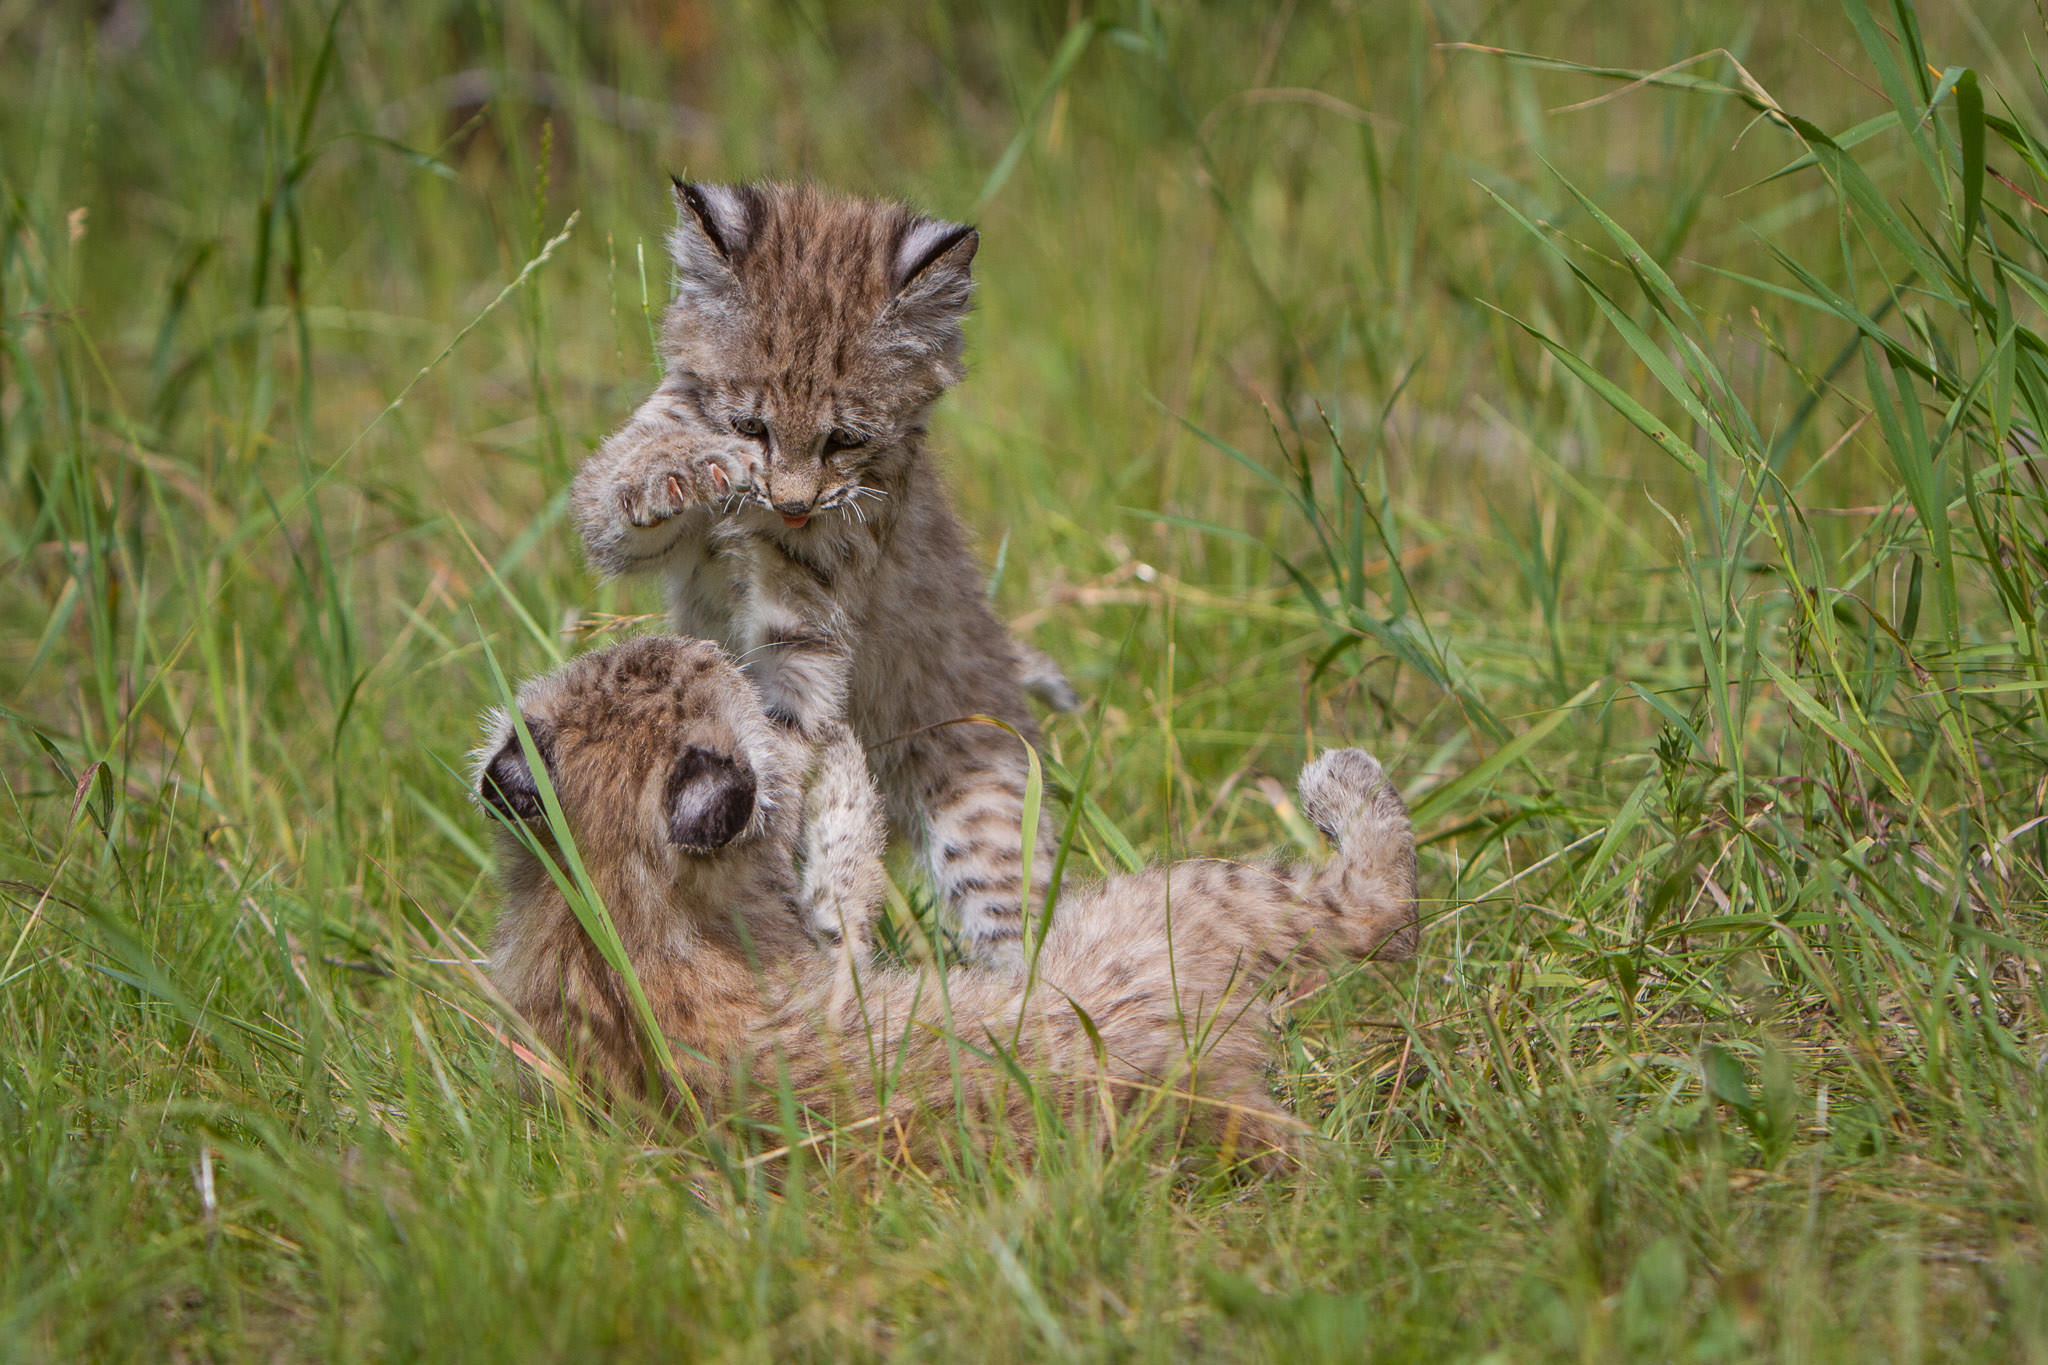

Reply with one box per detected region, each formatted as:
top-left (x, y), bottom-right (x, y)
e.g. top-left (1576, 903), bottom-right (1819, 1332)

top-left (892, 217), bottom-right (977, 293)
top-left (890, 216), bottom-right (977, 312)
top-left (665, 746), bottom-right (757, 852)
top-left (668, 179), bottom-right (760, 301)
top-left (479, 721), bottom-right (551, 823)
top-left (885, 217), bottom-right (977, 364)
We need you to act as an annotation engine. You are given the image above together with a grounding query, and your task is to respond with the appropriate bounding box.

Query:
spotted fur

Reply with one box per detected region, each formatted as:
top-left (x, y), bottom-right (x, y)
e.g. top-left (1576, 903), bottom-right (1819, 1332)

top-left (571, 181), bottom-right (1072, 964)
top-left (479, 636), bottom-right (1419, 1166)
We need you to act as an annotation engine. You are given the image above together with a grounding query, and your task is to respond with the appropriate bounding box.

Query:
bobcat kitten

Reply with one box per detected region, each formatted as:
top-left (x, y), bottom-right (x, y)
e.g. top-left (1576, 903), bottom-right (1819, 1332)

top-left (477, 636), bottom-right (880, 1115)
top-left (572, 181), bottom-right (1067, 963)
top-left (478, 635), bottom-right (1420, 1163)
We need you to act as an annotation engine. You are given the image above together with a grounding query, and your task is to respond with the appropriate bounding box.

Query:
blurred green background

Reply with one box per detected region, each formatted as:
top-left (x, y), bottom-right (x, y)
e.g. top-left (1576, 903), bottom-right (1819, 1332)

top-left (3, 0), bottom-right (2045, 1357)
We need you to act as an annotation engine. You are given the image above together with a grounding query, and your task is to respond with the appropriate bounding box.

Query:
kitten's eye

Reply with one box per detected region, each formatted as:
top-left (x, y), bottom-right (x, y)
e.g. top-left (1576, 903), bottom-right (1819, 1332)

top-left (732, 416), bottom-right (767, 440)
top-left (824, 428), bottom-right (867, 452)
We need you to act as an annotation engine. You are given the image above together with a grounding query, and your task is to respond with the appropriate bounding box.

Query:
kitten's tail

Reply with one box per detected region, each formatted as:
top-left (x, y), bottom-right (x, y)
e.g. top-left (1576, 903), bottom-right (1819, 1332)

top-left (1013, 640), bottom-right (1080, 713)
top-left (1292, 749), bottom-right (1420, 962)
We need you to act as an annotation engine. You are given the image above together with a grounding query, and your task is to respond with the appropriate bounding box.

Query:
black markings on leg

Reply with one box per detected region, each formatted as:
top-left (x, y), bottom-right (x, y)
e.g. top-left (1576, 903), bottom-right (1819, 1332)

top-left (950, 875), bottom-right (1023, 898)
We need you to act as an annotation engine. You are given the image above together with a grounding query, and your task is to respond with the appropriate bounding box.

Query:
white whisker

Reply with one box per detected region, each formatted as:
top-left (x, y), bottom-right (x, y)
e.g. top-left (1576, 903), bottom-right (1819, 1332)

top-left (735, 639), bottom-right (801, 664)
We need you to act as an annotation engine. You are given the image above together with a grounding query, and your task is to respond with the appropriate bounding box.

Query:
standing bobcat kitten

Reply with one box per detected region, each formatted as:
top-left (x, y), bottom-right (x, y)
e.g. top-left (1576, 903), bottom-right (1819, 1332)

top-left (478, 636), bottom-right (1419, 1163)
top-left (571, 182), bottom-right (1067, 964)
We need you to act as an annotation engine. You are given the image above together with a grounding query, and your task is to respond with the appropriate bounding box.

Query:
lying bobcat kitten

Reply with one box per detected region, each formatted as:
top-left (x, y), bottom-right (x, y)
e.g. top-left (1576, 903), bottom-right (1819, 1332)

top-left (571, 181), bottom-right (1067, 964)
top-left (477, 636), bottom-right (1419, 1163)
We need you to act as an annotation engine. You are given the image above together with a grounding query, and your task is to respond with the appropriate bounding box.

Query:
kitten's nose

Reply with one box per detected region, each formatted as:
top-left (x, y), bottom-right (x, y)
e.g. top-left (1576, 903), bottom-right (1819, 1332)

top-left (773, 499), bottom-right (812, 526)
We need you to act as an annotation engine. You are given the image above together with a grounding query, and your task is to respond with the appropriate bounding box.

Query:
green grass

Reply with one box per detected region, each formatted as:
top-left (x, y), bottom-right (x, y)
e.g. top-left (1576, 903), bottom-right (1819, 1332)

top-left (4, 0), bottom-right (2047, 1357)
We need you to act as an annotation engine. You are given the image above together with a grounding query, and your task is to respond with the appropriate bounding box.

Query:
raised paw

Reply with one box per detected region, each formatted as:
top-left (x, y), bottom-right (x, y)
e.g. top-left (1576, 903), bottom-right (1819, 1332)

top-left (617, 463), bottom-right (723, 529)
top-left (1296, 748), bottom-right (1401, 845)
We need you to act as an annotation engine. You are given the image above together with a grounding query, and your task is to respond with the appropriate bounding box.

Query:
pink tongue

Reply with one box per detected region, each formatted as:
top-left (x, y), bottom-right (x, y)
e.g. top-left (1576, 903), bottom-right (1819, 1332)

top-left (782, 514), bottom-right (809, 528)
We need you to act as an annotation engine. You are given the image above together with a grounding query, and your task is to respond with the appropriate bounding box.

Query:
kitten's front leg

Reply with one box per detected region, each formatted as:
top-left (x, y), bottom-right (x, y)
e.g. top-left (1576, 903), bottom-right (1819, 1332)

top-left (731, 534), bottom-right (867, 737)
top-left (571, 387), bottom-right (751, 578)
top-left (798, 720), bottom-right (887, 958)
top-left (738, 594), bottom-right (854, 736)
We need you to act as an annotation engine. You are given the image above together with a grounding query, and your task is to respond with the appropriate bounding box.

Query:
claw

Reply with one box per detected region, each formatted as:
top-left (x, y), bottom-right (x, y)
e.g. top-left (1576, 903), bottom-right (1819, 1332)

top-left (620, 488), bottom-right (665, 529)
top-left (666, 472), bottom-right (688, 507)
top-left (708, 464), bottom-right (729, 495)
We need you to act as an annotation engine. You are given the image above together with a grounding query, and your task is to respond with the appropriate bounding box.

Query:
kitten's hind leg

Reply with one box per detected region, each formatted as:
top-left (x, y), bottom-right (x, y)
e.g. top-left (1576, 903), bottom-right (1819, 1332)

top-left (916, 735), bottom-right (1061, 967)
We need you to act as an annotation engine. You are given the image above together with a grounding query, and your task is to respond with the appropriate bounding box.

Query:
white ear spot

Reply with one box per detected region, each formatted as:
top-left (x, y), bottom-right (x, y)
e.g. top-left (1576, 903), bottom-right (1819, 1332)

top-left (668, 180), bottom-right (761, 291)
top-left (470, 706), bottom-right (515, 790)
top-left (893, 218), bottom-right (973, 291)
top-left (691, 185), bottom-right (755, 256)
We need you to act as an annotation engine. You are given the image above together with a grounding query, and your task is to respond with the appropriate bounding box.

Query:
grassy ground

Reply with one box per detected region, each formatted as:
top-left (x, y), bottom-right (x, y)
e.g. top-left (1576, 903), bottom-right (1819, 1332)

top-left (4, 0), bottom-right (2046, 1357)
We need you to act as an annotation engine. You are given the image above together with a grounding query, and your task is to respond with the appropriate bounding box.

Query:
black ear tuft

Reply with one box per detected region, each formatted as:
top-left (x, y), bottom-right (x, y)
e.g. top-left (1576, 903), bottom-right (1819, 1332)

top-left (480, 725), bottom-right (550, 823)
top-left (671, 180), bottom-right (760, 265)
top-left (665, 746), bottom-right (756, 851)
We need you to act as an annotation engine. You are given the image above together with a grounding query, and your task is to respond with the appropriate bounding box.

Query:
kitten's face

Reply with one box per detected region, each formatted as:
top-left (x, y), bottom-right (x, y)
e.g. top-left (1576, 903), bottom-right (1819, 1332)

top-left (474, 636), bottom-right (791, 868)
top-left (659, 182), bottom-right (978, 530)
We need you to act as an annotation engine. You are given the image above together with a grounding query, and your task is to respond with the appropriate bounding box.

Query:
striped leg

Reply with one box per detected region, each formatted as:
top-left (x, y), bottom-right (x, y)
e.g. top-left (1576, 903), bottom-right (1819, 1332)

top-left (917, 734), bottom-right (1061, 965)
